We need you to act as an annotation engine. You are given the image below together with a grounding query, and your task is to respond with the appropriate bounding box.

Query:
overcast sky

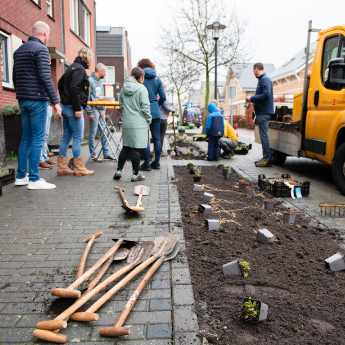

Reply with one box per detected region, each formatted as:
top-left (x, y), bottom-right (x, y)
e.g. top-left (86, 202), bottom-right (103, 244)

top-left (96, 0), bottom-right (345, 74)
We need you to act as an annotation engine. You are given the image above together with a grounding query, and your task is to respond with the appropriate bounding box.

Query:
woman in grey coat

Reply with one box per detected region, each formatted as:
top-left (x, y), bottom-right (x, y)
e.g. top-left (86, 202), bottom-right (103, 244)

top-left (113, 67), bottom-right (151, 181)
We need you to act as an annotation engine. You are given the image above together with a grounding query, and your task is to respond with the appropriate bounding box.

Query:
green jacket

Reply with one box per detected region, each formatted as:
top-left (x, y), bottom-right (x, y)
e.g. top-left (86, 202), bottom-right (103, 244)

top-left (120, 77), bottom-right (152, 148)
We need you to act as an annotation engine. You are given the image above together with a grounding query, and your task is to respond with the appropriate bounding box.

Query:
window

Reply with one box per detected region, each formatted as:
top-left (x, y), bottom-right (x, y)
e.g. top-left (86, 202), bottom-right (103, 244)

top-left (0, 33), bottom-right (10, 85)
top-left (228, 86), bottom-right (236, 99)
top-left (47, 0), bottom-right (54, 18)
top-left (70, 0), bottom-right (79, 34)
top-left (70, 0), bottom-right (91, 46)
top-left (31, 0), bottom-right (40, 5)
top-left (104, 66), bottom-right (115, 85)
top-left (82, 7), bottom-right (91, 45)
top-left (322, 36), bottom-right (341, 83)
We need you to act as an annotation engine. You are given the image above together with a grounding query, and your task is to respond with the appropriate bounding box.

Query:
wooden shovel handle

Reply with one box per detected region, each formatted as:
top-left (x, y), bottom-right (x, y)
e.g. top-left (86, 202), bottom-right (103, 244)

top-left (114, 256), bottom-right (165, 328)
top-left (67, 239), bottom-right (123, 290)
top-left (76, 230), bottom-right (103, 279)
top-left (117, 188), bottom-right (128, 205)
top-left (136, 193), bottom-right (143, 208)
top-left (87, 254), bottom-right (114, 292)
top-left (87, 255), bottom-right (156, 314)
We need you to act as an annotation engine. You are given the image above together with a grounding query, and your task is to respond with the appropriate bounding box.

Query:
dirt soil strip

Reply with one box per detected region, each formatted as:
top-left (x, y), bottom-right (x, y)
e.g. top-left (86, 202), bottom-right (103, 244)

top-left (174, 166), bottom-right (345, 345)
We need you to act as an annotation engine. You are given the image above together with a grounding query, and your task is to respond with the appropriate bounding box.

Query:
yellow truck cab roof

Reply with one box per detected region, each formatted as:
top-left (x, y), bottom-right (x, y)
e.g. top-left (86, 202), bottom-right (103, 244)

top-left (319, 25), bottom-right (345, 36)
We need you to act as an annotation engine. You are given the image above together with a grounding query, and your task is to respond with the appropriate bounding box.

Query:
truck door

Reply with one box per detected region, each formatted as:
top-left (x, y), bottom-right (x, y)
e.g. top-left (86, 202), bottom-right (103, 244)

top-left (305, 33), bottom-right (345, 163)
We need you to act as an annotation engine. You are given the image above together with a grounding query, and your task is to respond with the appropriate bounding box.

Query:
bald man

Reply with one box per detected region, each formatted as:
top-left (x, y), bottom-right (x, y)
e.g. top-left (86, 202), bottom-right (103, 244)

top-left (13, 21), bottom-right (61, 190)
top-left (87, 63), bottom-right (115, 160)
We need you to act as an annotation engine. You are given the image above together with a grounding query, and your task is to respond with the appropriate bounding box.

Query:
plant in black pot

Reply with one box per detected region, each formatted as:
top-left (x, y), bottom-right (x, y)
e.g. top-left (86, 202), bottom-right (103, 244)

top-left (193, 168), bottom-right (202, 182)
top-left (241, 297), bottom-right (268, 322)
top-left (1, 105), bottom-right (21, 155)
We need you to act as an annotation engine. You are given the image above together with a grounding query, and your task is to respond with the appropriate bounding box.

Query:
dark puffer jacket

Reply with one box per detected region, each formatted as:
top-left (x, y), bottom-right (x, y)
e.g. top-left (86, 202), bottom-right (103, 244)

top-left (13, 36), bottom-right (59, 104)
top-left (58, 57), bottom-right (90, 111)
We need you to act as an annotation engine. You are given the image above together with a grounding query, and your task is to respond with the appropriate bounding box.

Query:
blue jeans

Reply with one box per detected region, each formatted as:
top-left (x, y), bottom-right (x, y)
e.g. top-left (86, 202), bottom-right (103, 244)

top-left (40, 106), bottom-right (52, 162)
top-left (144, 118), bottom-right (161, 165)
top-left (59, 105), bottom-right (84, 158)
top-left (88, 109), bottom-right (109, 157)
top-left (256, 114), bottom-right (272, 160)
top-left (207, 136), bottom-right (220, 161)
top-left (17, 99), bottom-right (48, 182)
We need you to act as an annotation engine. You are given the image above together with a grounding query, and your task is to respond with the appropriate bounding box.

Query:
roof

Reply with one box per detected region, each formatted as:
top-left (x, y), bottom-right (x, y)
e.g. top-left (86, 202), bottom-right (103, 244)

top-left (96, 27), bottom-right (124, 57)
top-left (229, 63), bottom-right (275, 91)
top-left (270, 42), bottom-right (317, 81)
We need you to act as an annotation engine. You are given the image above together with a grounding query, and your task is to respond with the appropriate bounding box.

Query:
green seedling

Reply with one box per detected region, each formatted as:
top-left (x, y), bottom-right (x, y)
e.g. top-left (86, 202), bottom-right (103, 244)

top-left (239, 260), bottom-right (251, 279)
top-left (241, 297), bottom-right (259, 321)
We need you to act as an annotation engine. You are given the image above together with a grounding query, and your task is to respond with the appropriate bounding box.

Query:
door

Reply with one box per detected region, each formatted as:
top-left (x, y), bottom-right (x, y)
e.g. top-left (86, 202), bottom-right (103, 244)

top-left (305, 33), bottom-right (345, 163)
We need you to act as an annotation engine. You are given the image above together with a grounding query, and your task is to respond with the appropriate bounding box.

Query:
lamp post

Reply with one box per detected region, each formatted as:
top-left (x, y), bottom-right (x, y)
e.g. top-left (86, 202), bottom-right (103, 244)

top-left (207, 21), bottom-right (226, 100)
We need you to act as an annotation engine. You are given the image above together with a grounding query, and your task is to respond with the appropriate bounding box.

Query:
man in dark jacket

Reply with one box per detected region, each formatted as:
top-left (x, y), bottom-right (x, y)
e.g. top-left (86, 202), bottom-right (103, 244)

top-left (138, 59), bottom-right (166, 170)
top-left (13, 21), bottom-right (61, 190)
top-left (247, 63), bottom-right (274, 167)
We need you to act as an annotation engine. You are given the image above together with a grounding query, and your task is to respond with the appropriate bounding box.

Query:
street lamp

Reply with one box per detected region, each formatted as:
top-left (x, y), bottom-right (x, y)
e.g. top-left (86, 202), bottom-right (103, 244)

top-left (207, 21), bottom-right (226, 99)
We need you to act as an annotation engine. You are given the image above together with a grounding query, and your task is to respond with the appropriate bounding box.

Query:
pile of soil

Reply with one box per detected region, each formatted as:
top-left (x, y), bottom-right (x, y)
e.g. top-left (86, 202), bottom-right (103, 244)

top-left (174, 166), bottom-right (345, 345)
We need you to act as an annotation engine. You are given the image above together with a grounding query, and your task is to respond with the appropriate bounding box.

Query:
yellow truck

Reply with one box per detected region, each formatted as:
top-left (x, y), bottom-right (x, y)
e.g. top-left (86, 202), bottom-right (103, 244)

top-left (257, 22), bottom-right (345, 194)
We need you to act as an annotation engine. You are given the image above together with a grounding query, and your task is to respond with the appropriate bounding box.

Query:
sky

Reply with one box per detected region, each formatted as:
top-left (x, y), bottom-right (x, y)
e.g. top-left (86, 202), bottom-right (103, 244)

top-left (96, 0), bottom-right (345, 75)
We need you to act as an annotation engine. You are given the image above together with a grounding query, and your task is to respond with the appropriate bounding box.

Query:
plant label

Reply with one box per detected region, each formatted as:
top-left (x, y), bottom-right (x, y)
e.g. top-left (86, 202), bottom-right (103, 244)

top-left (257, 228), bottom-right (275, 243)
top-left (193, 184), bottom-right (204, 192)
top-left (204, 192), bottom-right (215, 203)
top-left (223, 260), bottom-right (242, 277)
top-left (325, 252), bottom-right (345, 272)
top-left (199, 204), bottom-right (212, 216)
top-left (207, 219), bottom-right (220, 231)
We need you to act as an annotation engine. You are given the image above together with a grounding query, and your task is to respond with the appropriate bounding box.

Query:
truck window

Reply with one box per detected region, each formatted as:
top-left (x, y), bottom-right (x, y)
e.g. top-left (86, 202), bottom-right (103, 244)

top-left (322, 36), bottom-right (341, 84)
top-left (341, 38), bottom-right (345, 59)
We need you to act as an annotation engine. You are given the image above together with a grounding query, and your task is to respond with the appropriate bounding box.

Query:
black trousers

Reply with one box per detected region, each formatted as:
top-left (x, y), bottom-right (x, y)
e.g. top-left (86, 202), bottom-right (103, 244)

top-left (160, 119), bottom-right (168, 152)
top-left (117, 146), bottom-right (145, 175)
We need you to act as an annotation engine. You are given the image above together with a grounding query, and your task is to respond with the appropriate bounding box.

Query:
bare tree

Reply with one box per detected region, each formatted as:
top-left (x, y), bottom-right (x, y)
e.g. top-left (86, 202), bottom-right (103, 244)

top-left (160, 41), bottom-right (200, 120)
top-left (163, 0), bottom-right (245, 116)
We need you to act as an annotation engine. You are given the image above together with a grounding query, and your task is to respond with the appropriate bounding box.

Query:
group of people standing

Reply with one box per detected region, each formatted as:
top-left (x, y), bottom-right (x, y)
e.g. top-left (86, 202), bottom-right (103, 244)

top-left (12, 21), bottom-right (170, 190)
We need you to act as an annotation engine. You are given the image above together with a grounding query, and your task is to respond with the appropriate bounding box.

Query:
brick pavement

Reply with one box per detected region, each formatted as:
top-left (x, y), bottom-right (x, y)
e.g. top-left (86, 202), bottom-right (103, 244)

top-left (0, 153), bottom-right (200, 345)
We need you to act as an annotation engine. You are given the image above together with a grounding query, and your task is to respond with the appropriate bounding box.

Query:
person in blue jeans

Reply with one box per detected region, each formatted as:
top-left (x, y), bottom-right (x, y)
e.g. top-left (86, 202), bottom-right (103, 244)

top-left (13, 21), bottom-right (61, 190)
top-left (138, 59), bottom-right (166, 170)
top-left (87, 63), bottom-right (115, 161)
top-left (58, 48), bottom-right (94, 176)
top-left (247, 63), bottom-right (274, 167)
top-left (39, 106), bottom-right (55, 170)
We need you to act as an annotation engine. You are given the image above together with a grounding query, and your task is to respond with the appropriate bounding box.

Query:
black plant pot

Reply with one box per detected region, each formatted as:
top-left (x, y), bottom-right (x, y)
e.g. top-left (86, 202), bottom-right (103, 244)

top-left (3, 115), bottom-right (21, 154)
top-left (193, 175), bottom-right (202, 182)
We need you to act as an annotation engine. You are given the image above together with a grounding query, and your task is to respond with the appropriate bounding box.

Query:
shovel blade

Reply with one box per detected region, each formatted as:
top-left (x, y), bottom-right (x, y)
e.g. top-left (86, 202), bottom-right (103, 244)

top-left (134, 185), bottom-right (150, 196)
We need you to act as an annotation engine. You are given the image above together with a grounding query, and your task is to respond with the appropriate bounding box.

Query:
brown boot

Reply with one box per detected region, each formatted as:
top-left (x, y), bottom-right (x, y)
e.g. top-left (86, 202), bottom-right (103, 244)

top-left (73, 157), bottom-right (95, 176)
top-left (57, 156), bottom-right (74, 176)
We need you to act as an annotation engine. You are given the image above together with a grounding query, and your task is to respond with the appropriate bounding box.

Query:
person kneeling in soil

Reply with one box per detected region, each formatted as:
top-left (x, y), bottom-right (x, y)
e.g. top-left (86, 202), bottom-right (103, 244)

top-left (219, 120), bottom-right (239, 158)
top-left (205, 103), bottom-right (224, 161)
top-left (113, 67), bottom-right (151, 182)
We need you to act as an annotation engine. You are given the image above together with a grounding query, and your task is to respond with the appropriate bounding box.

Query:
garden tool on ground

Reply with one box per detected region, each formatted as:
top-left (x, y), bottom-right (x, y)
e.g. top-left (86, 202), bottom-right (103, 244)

top-left (86, 247), bottom-right (130, 292)
top-left (99, 235), bottom-right (179, 337)
top-left (32, 244), bottom-right (149, 343)
top-left (70, 238), bottom-right (168, 322)
top-left (133, 185), bottom-right (150, 208)
top-left (50, 238), bottom-right (136, 299)
top-left (76, 230), bottom-right (103, 279)
top-left (116, 187), bottom-right (144, 214)
top-left (320, 203), bottom-right (345, 217)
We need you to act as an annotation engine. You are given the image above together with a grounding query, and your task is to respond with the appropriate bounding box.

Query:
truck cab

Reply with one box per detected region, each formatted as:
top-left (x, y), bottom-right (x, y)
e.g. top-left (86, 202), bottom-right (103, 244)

top-left (256, 24), bottom-right (345, 194)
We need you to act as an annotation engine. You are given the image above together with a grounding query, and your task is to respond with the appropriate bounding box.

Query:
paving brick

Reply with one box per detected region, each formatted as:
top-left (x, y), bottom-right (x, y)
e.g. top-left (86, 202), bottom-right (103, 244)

top-left (174, 306), bottom-right (199, 332)
top-left (172, 268), bottom-right (191, 285)
top-left (147, 323), bottom-right (172, 339)
top-left (149, 299), bottom-right (172, 311)
top-left (175, 332), bottom-right (202, 345)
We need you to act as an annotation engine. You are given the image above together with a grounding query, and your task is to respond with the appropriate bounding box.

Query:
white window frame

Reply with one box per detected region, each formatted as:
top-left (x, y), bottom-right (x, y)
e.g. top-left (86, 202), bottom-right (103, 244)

top-left (104, 66), bottom-right (115, 85)
top-left (0, 31), bottom-right (12, 89)
top-left (31, 0), bottom-right (40, 6)
top-left (47, 0), bottom-right (54, 18)
top-left (70, 0), bottom-right (79, 35)
top-left (83, 7), bottom-right (91, 46)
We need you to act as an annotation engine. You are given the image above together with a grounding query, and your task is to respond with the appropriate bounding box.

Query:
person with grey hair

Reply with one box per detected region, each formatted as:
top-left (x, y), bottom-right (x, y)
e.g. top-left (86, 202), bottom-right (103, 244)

top-left (13, 21), bottom-right (61, 190)
top-left (87, 63), bottom-right (115, 160)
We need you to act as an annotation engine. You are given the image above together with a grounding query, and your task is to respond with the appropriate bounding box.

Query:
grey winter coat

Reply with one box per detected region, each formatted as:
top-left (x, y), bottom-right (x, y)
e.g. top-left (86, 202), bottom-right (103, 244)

top-left (120, 77), bottom-right (151, 149)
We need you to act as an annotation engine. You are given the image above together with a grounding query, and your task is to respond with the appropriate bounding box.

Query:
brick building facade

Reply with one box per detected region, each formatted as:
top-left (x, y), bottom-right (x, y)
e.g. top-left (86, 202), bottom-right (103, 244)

top-left (0, 0), bottom-right (96, 109)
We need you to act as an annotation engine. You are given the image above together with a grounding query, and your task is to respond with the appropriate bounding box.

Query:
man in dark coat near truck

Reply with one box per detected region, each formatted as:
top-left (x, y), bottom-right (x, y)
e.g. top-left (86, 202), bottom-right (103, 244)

top-left (247, 63), bottom-right (274, 167)
top-left (13, 21), bottom-right (61, 190)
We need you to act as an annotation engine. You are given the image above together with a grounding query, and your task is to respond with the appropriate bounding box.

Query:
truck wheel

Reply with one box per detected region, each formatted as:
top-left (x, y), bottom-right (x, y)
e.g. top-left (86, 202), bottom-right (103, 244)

top-left (271, 150), bottom-right (287, 166)
top-left (332, 143), bottom-right (345, 195)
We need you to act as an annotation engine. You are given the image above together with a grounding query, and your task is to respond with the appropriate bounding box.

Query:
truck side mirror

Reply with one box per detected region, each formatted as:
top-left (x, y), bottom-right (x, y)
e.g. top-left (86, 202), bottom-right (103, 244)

top-left (326, 58), bottom-right (345, 89)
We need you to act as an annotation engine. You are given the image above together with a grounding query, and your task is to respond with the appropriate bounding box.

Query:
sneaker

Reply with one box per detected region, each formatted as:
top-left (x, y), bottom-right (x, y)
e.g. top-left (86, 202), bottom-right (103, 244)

top-left (39, 161), bottom-right (52, 170)
top-left (150, 162), bottom-right (160, 170)
top-left (113, 171), bottom-right (122, 180)
top-left (140, 163), bottom-right (152, 172)
top-left (255, 159), bottom-right (272, 168)
top-left (27, 178), bottom-right (56, 190)
top-left (103, 154), bottom-right (116, 161)
top-left (131, 173), bottom-right (145, 182)
top-left (15, 176), bottom-right (29, 186)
